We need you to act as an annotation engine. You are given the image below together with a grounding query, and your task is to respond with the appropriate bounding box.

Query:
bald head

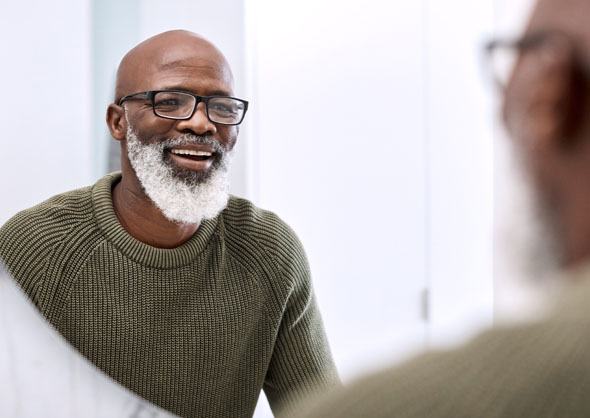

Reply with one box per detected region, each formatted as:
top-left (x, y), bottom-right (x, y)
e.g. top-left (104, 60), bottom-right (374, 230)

top-left (114, 30), bottom-right (234, 102)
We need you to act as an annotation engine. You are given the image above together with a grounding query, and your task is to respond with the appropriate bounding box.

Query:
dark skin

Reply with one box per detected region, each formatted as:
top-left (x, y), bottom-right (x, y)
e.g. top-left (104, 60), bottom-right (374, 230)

top-left (504, 0), bottom-right (590, 268)
top-left (105, 30), bottom-right (238, 249)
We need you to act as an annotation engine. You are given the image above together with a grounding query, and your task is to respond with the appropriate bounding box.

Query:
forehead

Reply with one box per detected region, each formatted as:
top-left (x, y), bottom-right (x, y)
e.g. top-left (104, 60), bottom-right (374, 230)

top-left (134, 43), bottom-right (234, 95)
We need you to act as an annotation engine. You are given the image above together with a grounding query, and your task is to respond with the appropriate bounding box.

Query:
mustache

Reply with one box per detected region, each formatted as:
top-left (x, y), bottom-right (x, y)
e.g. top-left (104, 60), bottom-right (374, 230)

top-left (161, 134), bottom-right (227, 154)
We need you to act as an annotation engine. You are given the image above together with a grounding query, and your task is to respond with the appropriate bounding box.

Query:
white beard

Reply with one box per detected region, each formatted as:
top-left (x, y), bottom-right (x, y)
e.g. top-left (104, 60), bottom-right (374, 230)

top-left (495, 140), bottom-right (562, 285)
top-left (125, 119), bottom-right (233, 224)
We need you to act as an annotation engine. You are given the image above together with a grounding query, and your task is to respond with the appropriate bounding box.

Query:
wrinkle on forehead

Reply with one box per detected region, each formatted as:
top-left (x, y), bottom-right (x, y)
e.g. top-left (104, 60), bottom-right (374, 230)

top-left (114, 30), bottom-right (234, 101)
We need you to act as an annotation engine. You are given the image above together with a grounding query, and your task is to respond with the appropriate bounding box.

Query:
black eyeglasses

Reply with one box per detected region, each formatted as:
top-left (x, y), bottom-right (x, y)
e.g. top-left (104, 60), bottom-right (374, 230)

top-left (484, 30), bottom-right (573, 90)
top-left (118, 90), bottom-right (249, 125)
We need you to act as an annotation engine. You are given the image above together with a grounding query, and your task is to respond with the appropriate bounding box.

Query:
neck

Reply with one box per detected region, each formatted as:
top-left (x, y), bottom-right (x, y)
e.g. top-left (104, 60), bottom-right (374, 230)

top-left (112, 174), bottom-right (199, 249)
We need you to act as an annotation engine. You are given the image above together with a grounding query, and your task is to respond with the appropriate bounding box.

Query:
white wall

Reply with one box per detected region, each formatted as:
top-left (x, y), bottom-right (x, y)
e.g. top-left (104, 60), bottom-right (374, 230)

top-left (247, 0), bottom-right (430, 380)
top-left (247, 0), bottom-right (496, 378)
top-left (0, 0), bottom-right (93, 225)
top-left (425, 0), bottom-right (495, 347)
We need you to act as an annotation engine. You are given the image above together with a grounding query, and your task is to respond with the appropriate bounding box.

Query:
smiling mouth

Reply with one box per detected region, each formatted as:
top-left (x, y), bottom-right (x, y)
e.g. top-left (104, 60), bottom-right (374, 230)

top-left (169, 148), bottom-right (214, 162)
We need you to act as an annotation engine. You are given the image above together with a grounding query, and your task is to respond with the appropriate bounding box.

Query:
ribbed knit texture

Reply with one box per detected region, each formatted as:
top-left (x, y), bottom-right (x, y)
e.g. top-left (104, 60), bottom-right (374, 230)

top-left (0, 172), bottom-right (339, 418)
top-left (297, 274), bottom-right (590, 418)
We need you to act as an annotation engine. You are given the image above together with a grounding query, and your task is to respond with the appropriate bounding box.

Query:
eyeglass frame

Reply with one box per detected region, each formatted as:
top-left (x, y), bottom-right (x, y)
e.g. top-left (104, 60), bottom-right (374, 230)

top-left (483, 30), bottom-right (577, 90)
top-left (117, 90), bottom-right (249, 126)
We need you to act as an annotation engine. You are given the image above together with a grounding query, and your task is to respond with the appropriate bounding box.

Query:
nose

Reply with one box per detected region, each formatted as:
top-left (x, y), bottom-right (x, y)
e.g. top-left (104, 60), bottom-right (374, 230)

top-left (175, 102), bottom-right (217, 136)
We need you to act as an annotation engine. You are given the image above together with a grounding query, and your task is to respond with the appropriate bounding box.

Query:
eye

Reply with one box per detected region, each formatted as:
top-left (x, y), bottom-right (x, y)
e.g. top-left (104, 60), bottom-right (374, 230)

top-left (151, 92), bottom-right (196, 118)
top-left (210, 103), bottom-right (237, 114)
top-left (153, 92), bottom-right (193, 108)
top-left (206, 98), bottom-right (245, 123)
top-left (155, 98), bottom-right (180, 107)
top-left (209, 99), bottom-right (242, 115)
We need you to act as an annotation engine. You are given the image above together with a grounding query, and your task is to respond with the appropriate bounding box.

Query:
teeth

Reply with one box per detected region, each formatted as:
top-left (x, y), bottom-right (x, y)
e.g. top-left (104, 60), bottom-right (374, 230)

top-left (170, 149), bottom-right (213, 157)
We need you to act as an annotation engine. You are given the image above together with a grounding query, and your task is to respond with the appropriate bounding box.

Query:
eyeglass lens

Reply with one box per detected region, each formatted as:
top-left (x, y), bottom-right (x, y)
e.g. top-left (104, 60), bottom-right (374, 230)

top-left (153, 91), bottom-right (245, 124)
top-left (489, 45), bottom-right (518, 89)
top-left (488, 33), bottom-right (568, 90)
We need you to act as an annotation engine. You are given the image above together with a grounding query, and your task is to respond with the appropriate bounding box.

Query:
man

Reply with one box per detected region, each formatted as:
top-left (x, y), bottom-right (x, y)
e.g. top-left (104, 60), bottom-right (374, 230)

top-left (0, 30), bottom-right (338, 417)
top-left (295, 0), bottom-right (590, 416)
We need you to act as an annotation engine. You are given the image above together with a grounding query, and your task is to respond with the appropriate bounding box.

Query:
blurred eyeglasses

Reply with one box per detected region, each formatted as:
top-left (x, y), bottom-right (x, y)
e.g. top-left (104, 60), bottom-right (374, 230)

top-left (484, 30), bottom-right (572, 91)
top-left (118, 90), bottom-right (249, 126)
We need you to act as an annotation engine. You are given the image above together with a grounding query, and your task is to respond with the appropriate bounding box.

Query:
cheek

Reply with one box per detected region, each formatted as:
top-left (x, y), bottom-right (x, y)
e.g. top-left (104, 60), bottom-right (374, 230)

top-left (133, 111), bottom-right (176, 136)
top-left (221, 126), bottom-right (239, 149)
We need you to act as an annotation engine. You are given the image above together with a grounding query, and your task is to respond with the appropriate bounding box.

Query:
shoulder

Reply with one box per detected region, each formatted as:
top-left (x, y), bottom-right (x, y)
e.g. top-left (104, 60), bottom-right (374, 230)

top-left (1, 185), bottom-right (94, 238)
top-left (222, 196), bottom-right (306, 256)
top-left (221, 196), bottom-right (310, 284)
top-left (301, 315), bottom-right (590, 418)
top-left (0, 185), bottom-right (95, 273)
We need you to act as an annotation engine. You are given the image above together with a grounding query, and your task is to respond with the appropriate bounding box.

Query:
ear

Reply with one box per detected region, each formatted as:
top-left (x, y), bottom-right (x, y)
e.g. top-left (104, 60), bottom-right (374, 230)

top-left (106, 104), bottom-right (127, 141)
top-left (504, 43), bottom-right (583, 152)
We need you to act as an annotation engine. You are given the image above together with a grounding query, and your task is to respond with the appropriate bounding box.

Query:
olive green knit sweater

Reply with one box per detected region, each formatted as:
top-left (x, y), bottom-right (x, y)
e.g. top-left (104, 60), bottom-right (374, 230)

top-left (0, 172), bottom-right (338, 418)
top-left (296, 269), bottom-right (590, 418)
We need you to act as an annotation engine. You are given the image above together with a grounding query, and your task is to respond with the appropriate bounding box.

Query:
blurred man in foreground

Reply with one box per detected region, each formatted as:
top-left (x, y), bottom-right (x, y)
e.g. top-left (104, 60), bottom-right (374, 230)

top-left (296, 0), bottom-right (590, 416)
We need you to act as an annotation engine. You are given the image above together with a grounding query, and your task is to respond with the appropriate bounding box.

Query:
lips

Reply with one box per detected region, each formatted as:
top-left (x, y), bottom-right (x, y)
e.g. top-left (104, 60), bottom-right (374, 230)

top-left (166, 144), bottom-right (217, 171)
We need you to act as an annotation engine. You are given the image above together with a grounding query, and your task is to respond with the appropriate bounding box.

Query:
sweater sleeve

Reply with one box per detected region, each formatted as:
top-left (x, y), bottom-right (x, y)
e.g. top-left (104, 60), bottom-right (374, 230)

top-left (261, 222), bottom-right (340, 416)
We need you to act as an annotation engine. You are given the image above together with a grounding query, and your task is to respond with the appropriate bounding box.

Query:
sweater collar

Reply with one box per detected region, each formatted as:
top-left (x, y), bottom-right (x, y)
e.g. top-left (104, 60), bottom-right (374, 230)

top-left (91, 172), bottom-right (220, 268)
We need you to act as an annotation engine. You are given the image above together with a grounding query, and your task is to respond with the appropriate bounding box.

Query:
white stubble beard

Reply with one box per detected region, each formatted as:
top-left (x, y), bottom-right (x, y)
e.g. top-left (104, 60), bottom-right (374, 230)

top-left (496, 138), bottom-right (562, 286)
top-left (124, 116), bottom-right (234, 224)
